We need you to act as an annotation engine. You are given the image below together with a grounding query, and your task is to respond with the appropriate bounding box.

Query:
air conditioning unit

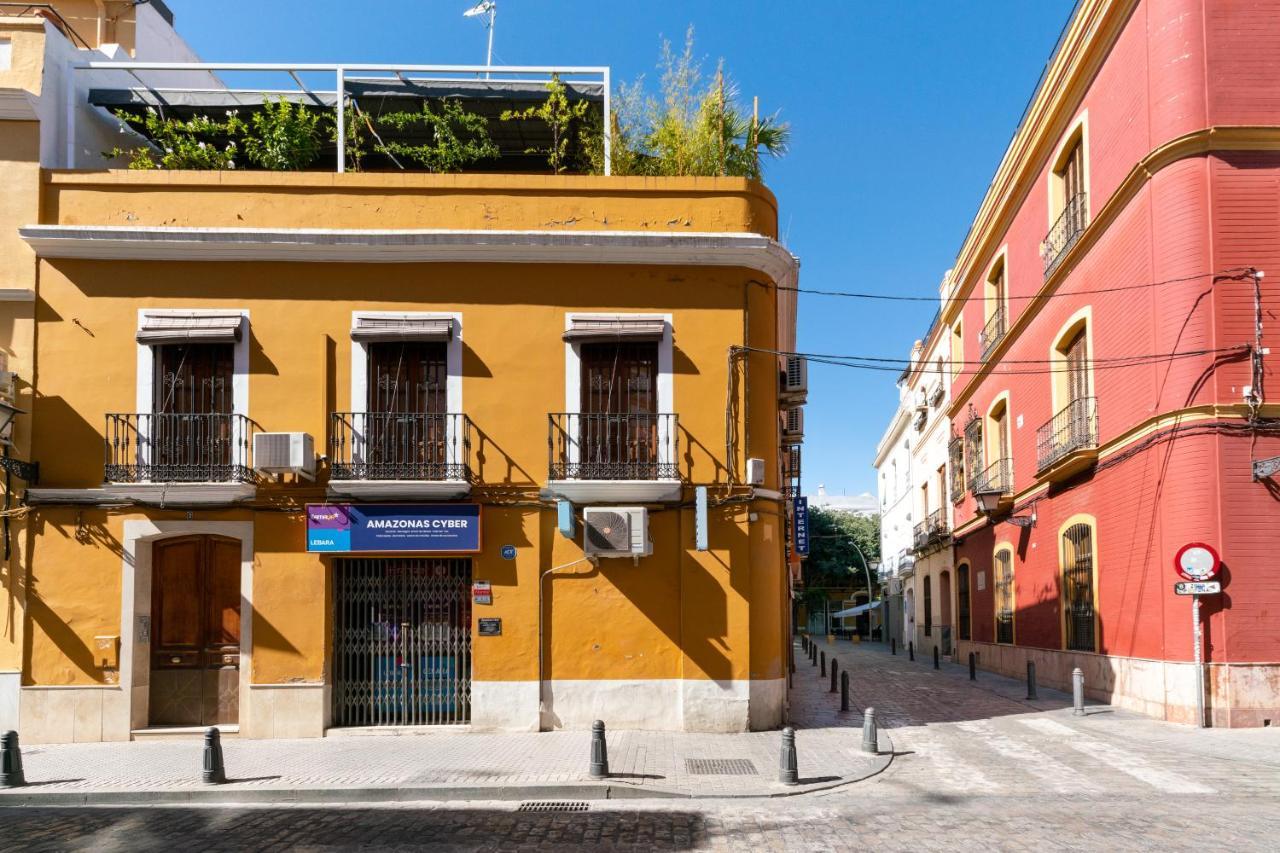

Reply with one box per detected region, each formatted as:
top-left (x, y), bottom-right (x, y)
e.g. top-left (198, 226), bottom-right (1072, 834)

top-left (253, 432), bottom-right (316, 480)
top-left (888, 577), bottom-right (903, 596)
top-left (783, 407), bottom-right (804, 440)
top-left (746, 457), bottom-right (766, 486)
top-left (583, 506), bottom-right (651, 560)
top-left (781, 355), bottom-right (808, 401)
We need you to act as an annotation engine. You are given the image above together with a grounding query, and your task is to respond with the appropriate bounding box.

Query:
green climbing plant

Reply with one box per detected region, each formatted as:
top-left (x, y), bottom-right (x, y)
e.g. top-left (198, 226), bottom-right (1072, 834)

top-left (502, 73), bottom-right (592, 174)
top-left (107, 107), bottom-right (243, 170)
top-left (240, 97), bottom-right (324, 170)
top-left (373, 99), bottom-right (499, 172)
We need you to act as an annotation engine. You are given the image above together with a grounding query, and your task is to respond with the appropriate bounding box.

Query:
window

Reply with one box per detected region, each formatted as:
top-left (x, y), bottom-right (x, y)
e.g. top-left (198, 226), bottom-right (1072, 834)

top-left (1045, 121), bottom-right (1089, 276)
top-left (1039, 312), bottom-right (1099, 472)
top-left (923, 575), bottom-right (933, 637)
top-left (994, 548), bottom-right (1014, 644)
top-left (985, 398), bottom-right (1012, 492)
top-left (963, 417), bottom-right (983, 491)
top-left (951, 321), bottom-right (964, 378)
top-left (981, 257), bottom-right (1008, 360)
top-left (1062, 522), bottom-right (1096, 652)
top-left (957, 563), bottom-right (971, 641)
top-left (948, 435), bottom-right (965, 503)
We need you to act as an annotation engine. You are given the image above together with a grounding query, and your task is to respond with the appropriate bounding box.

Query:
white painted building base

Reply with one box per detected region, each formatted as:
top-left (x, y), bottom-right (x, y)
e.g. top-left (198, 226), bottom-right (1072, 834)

top-left (18, 685), bottom-right (131, 743)
top-left (0, 671), bottom-right (20, 732)
top-left (470, 680), bottom-right (540, 732)
top-left (245, 684), bottom-right (328, 739)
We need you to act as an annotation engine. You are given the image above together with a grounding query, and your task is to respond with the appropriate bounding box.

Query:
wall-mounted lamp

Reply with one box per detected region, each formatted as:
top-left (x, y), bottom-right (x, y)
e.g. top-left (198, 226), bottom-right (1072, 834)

top-left (973, 488), bottom-right (1004, 515)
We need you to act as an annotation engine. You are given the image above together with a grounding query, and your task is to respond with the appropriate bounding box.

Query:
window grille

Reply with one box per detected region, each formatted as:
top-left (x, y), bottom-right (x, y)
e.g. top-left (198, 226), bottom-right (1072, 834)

top-left (963, 417), bottom-right (984, 491)
top-left (923, 575), bottom-right (933, 638)
top-left (957, 564), bottom-right (971, 641)
top-left (1062, 523), bottom-right (1096, 652)
top-left (948, 435), bottom-right (965, 503)
top-left (994, 550), bottom-right (1014, 644)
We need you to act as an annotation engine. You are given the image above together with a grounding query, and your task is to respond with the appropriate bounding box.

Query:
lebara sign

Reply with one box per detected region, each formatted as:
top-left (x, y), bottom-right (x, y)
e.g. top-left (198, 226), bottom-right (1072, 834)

top-left (306, 504), bottom-right (482, 553)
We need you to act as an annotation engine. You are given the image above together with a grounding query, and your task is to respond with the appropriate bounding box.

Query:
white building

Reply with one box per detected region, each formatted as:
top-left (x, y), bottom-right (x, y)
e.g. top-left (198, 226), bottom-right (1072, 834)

top-left (873, 385), bottom-right (914, 646)
top-left (809, 484), bottom-right (878, 517)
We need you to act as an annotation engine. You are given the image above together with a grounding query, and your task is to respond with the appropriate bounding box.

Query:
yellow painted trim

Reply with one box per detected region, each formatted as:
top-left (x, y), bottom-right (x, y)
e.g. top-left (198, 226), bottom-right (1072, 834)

top-left (984, 391), bottom-right (1011, 474)
top-left (945, 125), bottom-right (1280, 412)
top-left (1057, 513), bottom-right (1100, 654)
top-left (1047, 111), bottom-right (1091, 230)
top-left (983, 246), bottom-right (1010, 326)
top-left (1049, 305), bottom-right (1093, 415)
top-left (993, 542), bottom-right (1017, 646)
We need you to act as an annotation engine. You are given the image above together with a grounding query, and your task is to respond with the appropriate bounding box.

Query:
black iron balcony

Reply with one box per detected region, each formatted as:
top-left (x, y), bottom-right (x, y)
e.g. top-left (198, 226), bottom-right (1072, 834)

top-left (549, 412), bottom-right (678, 481)
top-left (105, 412), bottom-right (253, 483)
top-left (330, 412), bottom-right (472, 482)
top-left (1036, 397), bottom-right (1098, 475)
top-left (912, 520), bottom-right (930, 551)
top-left (979, 305), bottom-right (1007, 361)
top-left (970, 457), bottom-right (1013, 496)
top-left (1042, 192), bottom-right (1088, 277)
top-left (927, 508), bottom-right (949, 539)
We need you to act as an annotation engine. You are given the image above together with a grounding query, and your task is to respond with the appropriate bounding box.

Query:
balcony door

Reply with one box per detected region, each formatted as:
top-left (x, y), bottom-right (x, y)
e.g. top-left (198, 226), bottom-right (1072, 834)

top-left (150, 535), bottom-right (241, 727)
top-left (151, 343), bottom-right (234, 480)
top-left (579, 342), bottom-right (658, 479)
top-left (366, 341), bottom-right (448, 479)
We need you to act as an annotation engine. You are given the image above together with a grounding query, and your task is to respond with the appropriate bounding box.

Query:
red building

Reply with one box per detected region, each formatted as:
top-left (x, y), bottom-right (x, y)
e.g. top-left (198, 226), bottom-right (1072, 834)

top-left (944, 0), bottom-right (1280, 727)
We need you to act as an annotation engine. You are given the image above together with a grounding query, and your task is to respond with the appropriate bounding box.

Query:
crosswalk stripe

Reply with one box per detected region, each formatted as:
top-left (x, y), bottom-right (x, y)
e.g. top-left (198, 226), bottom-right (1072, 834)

top-left (956, 720), bottom-right (1102, 793)
top-left (887, 727), bottom-right (1001, 792)
top-left (1017, 718), bottom-right (1080, 737)
top-left (1067, 738), bottom-right (1215, 794)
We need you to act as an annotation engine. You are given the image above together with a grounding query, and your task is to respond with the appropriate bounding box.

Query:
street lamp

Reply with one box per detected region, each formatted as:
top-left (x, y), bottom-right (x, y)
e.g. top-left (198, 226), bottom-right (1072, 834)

top-left (848, 539), bottom-right (880, 643)
top-left (973, 488), bottom-right (1004, 515)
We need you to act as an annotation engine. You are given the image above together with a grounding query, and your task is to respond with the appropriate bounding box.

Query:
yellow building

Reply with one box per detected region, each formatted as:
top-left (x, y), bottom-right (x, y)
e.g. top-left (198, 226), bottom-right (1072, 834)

top-left (0, 5), bottom-right (800, 741)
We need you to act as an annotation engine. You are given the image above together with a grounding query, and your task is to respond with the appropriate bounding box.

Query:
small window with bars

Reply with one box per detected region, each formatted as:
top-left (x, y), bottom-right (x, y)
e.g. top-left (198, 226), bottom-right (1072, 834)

top-left (1062, 523), bottom-right (1096, 652)
top-left (948, 435), bottom-right (965, 503)
top-left (994, 549), bottom-right (1014, 644)
top-left (964, 418), bottom-right (984, 491)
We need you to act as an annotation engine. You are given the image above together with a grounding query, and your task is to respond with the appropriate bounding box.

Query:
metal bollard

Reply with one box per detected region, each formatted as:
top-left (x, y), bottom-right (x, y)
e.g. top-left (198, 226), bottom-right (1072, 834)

top-left (0, 730), bottom-right (25, 788)
top-left (861, 707), bottom-right (878, 754)
top-left (933, 646), bottom-right (940, 670)
top-left (968, 652), bottom-right (976, 681)
top-left (891, 637), bottom-right (896, 655)
top-left (802, 635), bottom-right (809, 654)
top-left (840, 670), bottom-right (850, 712)
top-left (908, 641), bottom-right (914, 662)
top-left (1072, 667), bottom-right (1085, 716)
top-left (779, 726), bottom-right (799, 785)
top-left (789, 645), bottom-right (795, 675)
top-left (811, 644), bottom-right (817, 666)
top-left (820, 651), bottom-right (826, 677)
top-left (830, 658), bottom-right (838, 693)
top-left (202, 727), bottom-right (226, 785)
top-left (1026, 661), bottom-right (1038, 700)
top-left (589, 720), bottom-right (610, 778)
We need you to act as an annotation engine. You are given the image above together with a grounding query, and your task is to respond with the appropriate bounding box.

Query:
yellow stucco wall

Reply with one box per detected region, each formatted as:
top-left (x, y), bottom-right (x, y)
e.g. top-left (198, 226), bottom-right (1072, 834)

top-left (24, 175), bottom-right (788, 695)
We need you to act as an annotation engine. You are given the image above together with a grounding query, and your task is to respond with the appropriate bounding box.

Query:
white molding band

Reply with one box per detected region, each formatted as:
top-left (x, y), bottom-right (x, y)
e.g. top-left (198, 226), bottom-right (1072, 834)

top-left (18, 226), bottom-right (800, 282)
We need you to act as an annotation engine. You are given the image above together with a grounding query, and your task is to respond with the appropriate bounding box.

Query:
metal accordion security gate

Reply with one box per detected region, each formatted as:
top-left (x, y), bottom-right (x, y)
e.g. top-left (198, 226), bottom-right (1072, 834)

top-left (333, 558), bottom-right (472, 727)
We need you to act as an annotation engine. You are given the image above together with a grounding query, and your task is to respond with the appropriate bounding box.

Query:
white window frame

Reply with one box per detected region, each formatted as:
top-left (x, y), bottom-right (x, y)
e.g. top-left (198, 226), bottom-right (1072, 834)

top-left (135, 308), bottom-right (250, 478)
top-left (349, 311), bottom-right (464, 476)
top-left (562, 312), bottom-right (674, 474)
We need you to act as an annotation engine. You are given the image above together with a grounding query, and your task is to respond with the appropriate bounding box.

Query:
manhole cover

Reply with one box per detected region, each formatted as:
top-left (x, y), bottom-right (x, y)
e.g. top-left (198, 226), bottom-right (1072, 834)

top-left (685, 758), bottom-right (758, 776)
top-left (517, 801), bottom-right (590, 813)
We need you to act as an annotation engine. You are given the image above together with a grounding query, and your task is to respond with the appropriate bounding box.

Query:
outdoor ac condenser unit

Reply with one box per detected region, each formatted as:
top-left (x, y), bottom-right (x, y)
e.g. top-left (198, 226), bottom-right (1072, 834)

top-left (783, 407), bottom-right (805, 440)
top-left (253, 432), bottom-right (316, 480)
top-left (781, 355), bottom-right (808, 400)
top-left (582, 506), bottom-right (651, 560)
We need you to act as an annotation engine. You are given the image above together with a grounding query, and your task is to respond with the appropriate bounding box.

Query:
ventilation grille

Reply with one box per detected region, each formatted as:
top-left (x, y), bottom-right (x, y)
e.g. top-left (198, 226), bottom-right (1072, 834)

top-left (517, 801), bottom-right (591, 812)
top-left (685, 758), bottom-right (758, 776)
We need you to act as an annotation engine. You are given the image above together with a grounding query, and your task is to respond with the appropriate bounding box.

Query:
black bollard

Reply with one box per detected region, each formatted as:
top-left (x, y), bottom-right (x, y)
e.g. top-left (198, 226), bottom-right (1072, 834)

top-left (969, 652), bottom-right (976, 681)
top-left (779, 727), bottom-right (798, 785)
top-left (1027, 661), bottom-right (1038, 700)
top-left (933, 646), bottom-right (940, 670)
top-left (202, 727), bottom-right (226, 785)
top-left (589, 720), bottom-right (610, 778)
top-left (0, 730), bottom-right (24, 788)
top-left (908, 641), bottom-right (914, 662)
top-left (810, 645), bottom-right (817, 666)
top-left (820, 651), bottom-right (826, 677)
top-left (830, 658), bottom-right (838, 693)
top-left (891, 637), bottom-right (896, 656)
top-left (861, 707), bottom-right (879, 754)
top-left (840, 670), bottom-right (850, 712)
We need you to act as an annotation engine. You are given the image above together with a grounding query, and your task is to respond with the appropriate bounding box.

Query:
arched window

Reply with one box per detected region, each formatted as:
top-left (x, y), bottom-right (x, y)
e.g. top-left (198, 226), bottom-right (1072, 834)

top-left (1062, 522), bottom-right (1096, 652)
top-left (994, 548), bottom-right (1014, 644)
top-left (957, 563), bottom-right (971, 641)
top-left (923, 575), bottom-right (933, 637)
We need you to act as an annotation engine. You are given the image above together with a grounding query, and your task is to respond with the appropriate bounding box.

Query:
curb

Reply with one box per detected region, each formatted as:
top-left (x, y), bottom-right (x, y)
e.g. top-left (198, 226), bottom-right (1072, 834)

top-left (0, 737), bottom-right (894, 807)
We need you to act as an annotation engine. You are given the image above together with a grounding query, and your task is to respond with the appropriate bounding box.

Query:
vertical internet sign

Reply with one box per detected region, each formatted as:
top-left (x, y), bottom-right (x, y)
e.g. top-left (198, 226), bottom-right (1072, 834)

top-left (793, 496), bottom-right (810, 556)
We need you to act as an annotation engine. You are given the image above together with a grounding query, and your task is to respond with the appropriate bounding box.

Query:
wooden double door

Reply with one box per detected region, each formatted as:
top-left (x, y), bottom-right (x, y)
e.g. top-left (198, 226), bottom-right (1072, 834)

top-left (149, 535), bottom-right (242, 726)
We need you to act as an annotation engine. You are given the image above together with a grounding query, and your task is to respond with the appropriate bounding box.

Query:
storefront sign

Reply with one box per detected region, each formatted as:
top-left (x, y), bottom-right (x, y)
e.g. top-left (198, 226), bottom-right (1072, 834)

top-left (793, 497), bottom-right (810, 556)
top-left (472, 580), bottom-right (492, 605)
top-left (306, 504), bottom-right (481, 553)
top-left (478, 618), bottom-right (502, 636)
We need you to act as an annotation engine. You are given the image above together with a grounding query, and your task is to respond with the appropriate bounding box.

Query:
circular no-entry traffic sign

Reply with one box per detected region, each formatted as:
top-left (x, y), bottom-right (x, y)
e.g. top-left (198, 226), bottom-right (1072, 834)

top-left (1174, 542), bottom-right (1220, 582)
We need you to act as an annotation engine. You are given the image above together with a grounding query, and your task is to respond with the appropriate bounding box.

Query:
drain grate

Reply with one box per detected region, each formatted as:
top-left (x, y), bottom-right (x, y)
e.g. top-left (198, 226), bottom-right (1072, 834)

top-left (517, 801), bottom-right (591, 813)
top-left (685, 758), bottom-right (758, 776)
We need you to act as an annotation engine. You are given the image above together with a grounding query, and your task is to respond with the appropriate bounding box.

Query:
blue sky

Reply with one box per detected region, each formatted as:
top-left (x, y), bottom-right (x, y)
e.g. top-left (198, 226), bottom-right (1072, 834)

top-left (165, 0), bottom-right (1077, 497)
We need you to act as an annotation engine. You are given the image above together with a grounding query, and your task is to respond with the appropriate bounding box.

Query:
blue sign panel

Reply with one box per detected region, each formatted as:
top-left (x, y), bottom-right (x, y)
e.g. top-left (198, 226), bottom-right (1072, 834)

top-left (306, 504), bottom-right (481, 553)
top-left (793, 497), bottom-right (810, 556)
top-left (500, 545), bottom-right (517, 560)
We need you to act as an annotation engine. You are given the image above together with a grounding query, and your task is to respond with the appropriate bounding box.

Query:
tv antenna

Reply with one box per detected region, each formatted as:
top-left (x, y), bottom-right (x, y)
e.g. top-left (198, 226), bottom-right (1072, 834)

top-left (463, 1), bottom-right (497, 75)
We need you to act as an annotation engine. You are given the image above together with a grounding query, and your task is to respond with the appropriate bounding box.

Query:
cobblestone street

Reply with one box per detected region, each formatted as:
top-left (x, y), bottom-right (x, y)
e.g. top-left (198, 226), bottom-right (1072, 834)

top-left (3, 639), bottom-right (1278, 850)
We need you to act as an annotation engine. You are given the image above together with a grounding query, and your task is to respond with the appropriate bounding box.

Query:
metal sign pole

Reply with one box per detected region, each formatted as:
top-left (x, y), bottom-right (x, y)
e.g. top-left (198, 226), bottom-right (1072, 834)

top-left (1193, 594), bottom-right (1205, 728)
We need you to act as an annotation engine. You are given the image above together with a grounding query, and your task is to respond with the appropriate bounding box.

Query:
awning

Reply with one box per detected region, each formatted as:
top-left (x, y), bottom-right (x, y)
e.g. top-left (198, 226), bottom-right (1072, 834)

top-left (832, 600), bottom-right (882, 618)
top-left (563, 316), bottom-right (665, 343)
top-left (351, 315), bottom-right (453, 343)
top-left (136, 312), bottom-right (242, 345)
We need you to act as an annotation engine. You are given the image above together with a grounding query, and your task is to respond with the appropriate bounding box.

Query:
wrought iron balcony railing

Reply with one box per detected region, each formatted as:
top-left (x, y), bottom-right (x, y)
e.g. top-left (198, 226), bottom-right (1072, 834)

top-left (1036, 397), bottom-right (1098, 472)
top-left (549, 412), bottom-right (678, 481)
top-left (1042, 192), bottom-right (1088, 277)
top-left (330, 412), bottom-right (472, 482)
top-left (970, 457), bottom-right (1013, 496)
top-left (912, 520), bottom-right (930, 551)
top-left (927, 508), bottom-right (949, 539)
top-left (105, 412), bottom-right (254, 484)
top-left (979, 305), bottom-right (1007, 360)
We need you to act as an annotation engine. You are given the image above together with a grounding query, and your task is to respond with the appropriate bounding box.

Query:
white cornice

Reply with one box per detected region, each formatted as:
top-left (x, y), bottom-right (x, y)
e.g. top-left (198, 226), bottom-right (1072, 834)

top-left (0, 88), bottom-right (39, 121)
top-left (18, 226), bottom-right (799, 282)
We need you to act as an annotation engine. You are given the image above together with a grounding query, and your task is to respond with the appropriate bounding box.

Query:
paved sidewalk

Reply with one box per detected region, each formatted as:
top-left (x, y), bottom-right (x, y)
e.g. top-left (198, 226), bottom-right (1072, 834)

top-left (0, 639), bottom-right (885, 805)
